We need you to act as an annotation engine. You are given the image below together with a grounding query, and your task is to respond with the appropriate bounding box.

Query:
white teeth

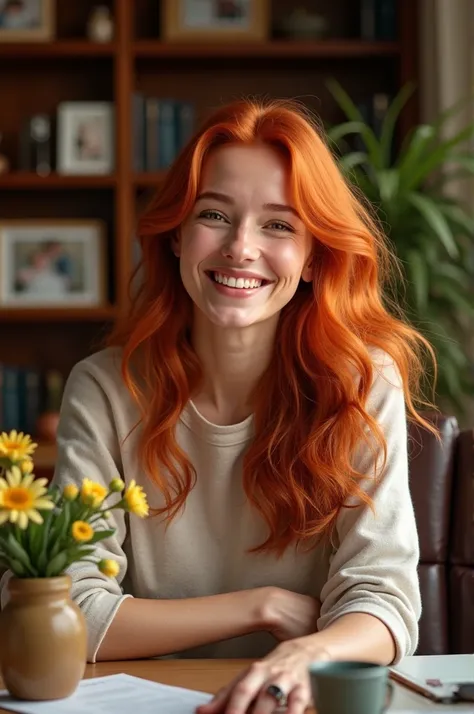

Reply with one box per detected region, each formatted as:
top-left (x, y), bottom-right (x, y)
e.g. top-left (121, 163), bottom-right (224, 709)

top-left (213, 272), bottom-right (262, 289)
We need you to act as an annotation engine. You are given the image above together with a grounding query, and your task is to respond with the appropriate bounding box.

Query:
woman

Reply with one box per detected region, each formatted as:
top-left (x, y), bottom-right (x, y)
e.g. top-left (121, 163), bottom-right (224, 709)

top-left (52, 98), bottom-right (433, 713)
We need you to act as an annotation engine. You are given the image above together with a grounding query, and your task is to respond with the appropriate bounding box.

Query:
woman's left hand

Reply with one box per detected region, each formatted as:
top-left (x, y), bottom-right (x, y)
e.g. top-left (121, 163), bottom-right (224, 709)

top-left (196, 637), bottom-right (330, 714)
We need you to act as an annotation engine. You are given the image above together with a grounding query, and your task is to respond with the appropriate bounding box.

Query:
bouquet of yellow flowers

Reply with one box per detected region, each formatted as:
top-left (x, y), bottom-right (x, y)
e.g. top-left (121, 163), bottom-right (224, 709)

top-left (0, 430), bottom-right (149, 579)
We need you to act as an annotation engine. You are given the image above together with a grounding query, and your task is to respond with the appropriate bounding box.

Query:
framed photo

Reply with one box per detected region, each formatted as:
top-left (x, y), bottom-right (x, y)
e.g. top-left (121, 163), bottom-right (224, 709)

top-left (0, 0), bottom-right (54, 42)
top-left (0, 220), bottom-right (107, 308)
top-left (57, 102), bottom-right (115, 175)
top-left (161, 0), bottom-right (269, 43)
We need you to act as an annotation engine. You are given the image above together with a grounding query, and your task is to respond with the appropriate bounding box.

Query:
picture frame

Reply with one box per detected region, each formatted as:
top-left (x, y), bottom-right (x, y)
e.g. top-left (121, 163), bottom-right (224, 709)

top-left (0, 0), bottom-right (54, 42)
top-left (56, 102), bottom-right (115, 176)
top-left (0, 219), bottom-right (107, 308)
top-left (161, 0), bottom-right (270, 43)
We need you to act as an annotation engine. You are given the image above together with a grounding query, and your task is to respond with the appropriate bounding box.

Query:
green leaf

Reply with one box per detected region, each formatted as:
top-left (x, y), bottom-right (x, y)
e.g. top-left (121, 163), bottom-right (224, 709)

top-left (438, 203), bottom-right (474, 237)
top-left (5, 533), bottom-right (37, 577)
top-left (376, 169), bottom-right (399, 204)
top-left (407, 193), bottom-right (459, 258)
top-left (397, 125), bottom-right (436, 186)
top-left (379, 82), bottom-right (416, 167)
top-left (406, 123), bottom-right (474, 192)
top-left (404, 250), bottom-right (429, 311)
top-left (45, 551), bottom-right (69, 578)
top-left (327, 121), bottom-right (367, 145)
top-left (88, 529), bottom-right (115, 544)
top-left (327, 79), bottom-right (383, 168)
top-left (339, 152), bottom-right (369, 173)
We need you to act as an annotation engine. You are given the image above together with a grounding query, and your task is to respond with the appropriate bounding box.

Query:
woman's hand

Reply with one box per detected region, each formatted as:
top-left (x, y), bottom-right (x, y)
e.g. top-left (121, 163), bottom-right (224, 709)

top-left (261, 587), bottom-right (321, 641)
top-left (196, 638), bottom-right (330, 714)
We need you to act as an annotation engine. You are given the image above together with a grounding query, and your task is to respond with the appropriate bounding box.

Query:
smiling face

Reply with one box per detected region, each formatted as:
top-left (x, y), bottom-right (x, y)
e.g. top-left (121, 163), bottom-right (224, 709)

top-left (174, 143), bottom-right (313, 330)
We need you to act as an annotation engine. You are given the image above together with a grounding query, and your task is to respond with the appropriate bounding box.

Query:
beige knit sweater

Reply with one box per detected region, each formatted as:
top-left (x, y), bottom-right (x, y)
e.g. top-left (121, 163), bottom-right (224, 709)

top-left (0, 347), bottom-right (421, 663)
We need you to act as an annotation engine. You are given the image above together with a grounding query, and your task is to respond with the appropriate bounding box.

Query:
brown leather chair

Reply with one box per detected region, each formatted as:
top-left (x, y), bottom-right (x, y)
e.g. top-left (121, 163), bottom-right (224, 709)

top-left (408, 413), bottom-right (474, 654)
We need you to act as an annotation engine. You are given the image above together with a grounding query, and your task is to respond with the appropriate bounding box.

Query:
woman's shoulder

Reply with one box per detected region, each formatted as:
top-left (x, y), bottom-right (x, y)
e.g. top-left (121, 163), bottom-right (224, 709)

top-left (66, 346), bottom-right (127, 400)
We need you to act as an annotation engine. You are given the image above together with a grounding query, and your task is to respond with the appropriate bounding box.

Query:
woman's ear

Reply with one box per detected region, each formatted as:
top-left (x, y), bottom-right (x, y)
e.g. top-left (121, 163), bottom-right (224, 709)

top-left (171, 230), bottom-right (181, 257)
top-left (301, 255), bottom-right (313, 283)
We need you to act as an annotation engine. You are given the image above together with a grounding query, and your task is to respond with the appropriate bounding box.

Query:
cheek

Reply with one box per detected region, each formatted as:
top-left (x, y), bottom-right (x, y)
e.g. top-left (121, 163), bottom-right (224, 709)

top-left (181, 226), bottom-right (220, 268)
top-left (269, 242), bottom-right (307, 279)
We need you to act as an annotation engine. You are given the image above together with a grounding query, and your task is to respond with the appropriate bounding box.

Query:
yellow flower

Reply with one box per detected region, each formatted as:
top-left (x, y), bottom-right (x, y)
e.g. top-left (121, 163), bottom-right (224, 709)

top-left (63, 484), bottom-right (79, 501)
top-left (123, 480), bottom-right (149, 518)
top-left (71, 520), bottom-right (94, 542)
top-left (98, 559), bottom-right (119, 578)
top-left (20, 458), bottom-right (34, 475)
top-left (109, 478), bottom-right (125, 493)
top-left (0, 431), bottom-right (37, 465)
top-left (80, 478), bottom-right (108, 508)
top-left (0, 466), bottom-right (54, 529)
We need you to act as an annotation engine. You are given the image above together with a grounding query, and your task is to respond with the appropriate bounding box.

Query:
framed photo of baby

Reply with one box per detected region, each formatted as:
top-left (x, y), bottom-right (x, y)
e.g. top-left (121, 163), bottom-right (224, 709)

top-left (0, 0), bottom-right (54, 42)
top-left (161, 0), bottom-right (269, 42)
top-left (0, 220), bottom-right (107, 308)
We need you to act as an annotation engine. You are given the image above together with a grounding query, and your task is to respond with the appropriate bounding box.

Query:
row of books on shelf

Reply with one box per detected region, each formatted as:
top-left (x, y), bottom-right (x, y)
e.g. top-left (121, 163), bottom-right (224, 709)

top-left (132, 94), bottom-right (195, 173)
top-left (360, 0), bottom-right (397, 41)
top-left (0, 364), bottom-right (63, 435)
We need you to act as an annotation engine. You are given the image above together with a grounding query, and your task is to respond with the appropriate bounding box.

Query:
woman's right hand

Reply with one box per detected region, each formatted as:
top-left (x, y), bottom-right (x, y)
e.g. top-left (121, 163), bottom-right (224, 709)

top-left (257, 586), bottom-right (321, 641)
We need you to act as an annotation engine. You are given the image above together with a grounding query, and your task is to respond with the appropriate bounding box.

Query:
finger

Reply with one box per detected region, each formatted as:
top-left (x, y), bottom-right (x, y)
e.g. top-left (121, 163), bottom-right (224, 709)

top-left (219, 662), bottom-right (269, 714)
top-left (253, 677), bottom-right (293, 714)
top-left (285, 684), bottom-right (311, 714)
top-left (197, 683), bottom-right (233, 712)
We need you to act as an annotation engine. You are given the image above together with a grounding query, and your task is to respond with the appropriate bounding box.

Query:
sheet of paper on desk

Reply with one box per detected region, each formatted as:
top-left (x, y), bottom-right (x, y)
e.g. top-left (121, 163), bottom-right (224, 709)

top-left (0, 673), bottom-right (213, 714)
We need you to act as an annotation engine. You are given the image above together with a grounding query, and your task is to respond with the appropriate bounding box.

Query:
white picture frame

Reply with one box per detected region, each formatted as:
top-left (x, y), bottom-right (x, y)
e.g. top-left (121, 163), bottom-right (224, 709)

top-left (0, 219), bottom-right (107, 308)
top-left (0, 0), bottom-right (55, 42)
top-left (56, 101), bottom-right (115, 175)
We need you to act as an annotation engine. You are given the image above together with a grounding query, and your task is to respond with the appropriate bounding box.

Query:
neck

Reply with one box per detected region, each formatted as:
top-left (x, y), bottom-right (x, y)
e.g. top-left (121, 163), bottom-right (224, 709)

top-left (191, 310), bottom-right (278, 425)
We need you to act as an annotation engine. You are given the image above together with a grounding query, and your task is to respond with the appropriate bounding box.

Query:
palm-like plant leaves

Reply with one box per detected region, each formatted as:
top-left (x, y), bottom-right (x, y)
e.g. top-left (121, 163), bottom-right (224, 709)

top-left (327, 80), bottom-right (474, 411)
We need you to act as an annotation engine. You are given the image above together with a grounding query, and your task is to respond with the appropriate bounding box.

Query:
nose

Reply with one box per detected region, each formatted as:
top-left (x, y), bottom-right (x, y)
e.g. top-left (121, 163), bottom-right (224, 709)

top-left (221, 222), bottom-right (260, 262)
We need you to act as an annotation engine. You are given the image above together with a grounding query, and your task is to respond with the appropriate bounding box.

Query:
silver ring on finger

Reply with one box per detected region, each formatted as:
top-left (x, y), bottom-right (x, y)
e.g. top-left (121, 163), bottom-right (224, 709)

top-left (265, 683), bottom-right (288, 707)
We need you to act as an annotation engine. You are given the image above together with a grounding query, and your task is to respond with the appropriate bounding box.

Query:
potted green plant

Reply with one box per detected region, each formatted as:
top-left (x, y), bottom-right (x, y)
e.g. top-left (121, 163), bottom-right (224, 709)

top-left (326, 80), bottom-right (474, 413)
top-left (0, 430), bottom-right (149, 701)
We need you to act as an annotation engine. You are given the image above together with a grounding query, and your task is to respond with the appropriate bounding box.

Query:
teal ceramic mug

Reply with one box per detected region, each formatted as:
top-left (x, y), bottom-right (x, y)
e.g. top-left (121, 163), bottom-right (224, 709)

top-left (308, 661), bottom-right (394, 714)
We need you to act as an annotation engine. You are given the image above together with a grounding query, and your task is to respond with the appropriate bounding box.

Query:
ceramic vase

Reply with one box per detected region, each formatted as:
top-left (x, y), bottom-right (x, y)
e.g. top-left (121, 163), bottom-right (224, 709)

top-left (0, 575), bottom-right (87, 700)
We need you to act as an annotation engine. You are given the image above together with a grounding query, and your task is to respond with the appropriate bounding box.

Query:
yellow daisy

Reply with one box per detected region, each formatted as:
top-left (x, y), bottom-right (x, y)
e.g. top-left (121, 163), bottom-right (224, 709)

top-left (98, 559), bottom-right (120, 578)
top-left (0, 431), bottom-right (37, 465)
top-left (71, 520), bottom-right (94, 542)
top-left (0, 466), bottom-right (54, 529)
top-left (123, 480), bottom-right (149, 518)
top-left (80, 478), bottom-right (108, 508)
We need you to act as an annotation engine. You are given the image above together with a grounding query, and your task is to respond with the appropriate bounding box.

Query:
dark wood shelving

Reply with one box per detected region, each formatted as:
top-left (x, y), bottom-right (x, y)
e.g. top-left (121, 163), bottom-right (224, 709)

top-left (0, 41), bottom-right (116, 58)
top-left (0, 306), bottom-right (118, 322)
top-left (0, 173), bottom-right (117, 189)
top-left (133, 39), bottom-right (400, 59)
top-left (134, 172), bottom-right (165, 187)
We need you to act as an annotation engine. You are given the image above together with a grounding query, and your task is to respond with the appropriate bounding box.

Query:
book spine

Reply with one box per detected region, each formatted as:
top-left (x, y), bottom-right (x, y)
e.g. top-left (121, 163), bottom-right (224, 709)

top-left (145, 97), bottom-right (160, 171)
top-left (18, 367), bottom-right (41, 436)
top-left (176, 101), bottom-right (195, 154)
top-left (1, 366), bottom-right (20, 433)
top-left (360, 0), bottom-right (376, 40)
top-left (158, 99), bottom-right (177, 170)
top-left (132, 93), bottom-right (146, 173)
top-left (376, 0), bottom-right (397, 40)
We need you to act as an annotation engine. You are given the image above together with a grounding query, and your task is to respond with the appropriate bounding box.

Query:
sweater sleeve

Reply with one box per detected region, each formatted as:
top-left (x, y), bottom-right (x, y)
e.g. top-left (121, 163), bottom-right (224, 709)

top-left (317, 357), bottom-right (421, 662)
top-left (50, 359), bottom-right (133, 663)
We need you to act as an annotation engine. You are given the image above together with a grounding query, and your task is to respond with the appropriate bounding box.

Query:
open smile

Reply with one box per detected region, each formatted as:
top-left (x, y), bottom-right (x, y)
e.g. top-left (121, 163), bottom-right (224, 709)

top-left (205, 270), bottom-right (273, 298)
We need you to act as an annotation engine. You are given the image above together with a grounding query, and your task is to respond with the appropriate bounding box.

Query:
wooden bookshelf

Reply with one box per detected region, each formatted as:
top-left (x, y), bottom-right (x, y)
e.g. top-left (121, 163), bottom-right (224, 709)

top-left (0, 0), bottom-right (419, 466)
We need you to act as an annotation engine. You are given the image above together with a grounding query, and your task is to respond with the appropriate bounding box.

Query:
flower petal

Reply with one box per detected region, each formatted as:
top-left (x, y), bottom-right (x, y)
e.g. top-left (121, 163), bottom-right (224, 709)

top-left (34, 499), bottom-right (54, 510)
top-left (9, 509), bottom-right (18, 523)
top-left (17, 511), bottom-right (28, 529)
top-left (25, 509), bottom-right (43, 525)
top-left (0, 510), bottom-right (10, 524)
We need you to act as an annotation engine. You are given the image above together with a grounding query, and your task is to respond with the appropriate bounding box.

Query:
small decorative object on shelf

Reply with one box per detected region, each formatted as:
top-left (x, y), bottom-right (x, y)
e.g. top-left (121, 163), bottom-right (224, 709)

top-left (36, 369), bottom-right (64, 443)
top-left (0, 430), bottom-right (149, 701)
top-left (161, 0), bottom-right (270, 43)
top-left (274, 8), bottom-right (329, 40)
top-left (0, 0), bottom-right (55, 43)
top-left (57, 101), bottom-right (115, 175)
top-left (86, 5), bottom-right (114, 43)
top-left (0, 132), bottom-right (10, 174)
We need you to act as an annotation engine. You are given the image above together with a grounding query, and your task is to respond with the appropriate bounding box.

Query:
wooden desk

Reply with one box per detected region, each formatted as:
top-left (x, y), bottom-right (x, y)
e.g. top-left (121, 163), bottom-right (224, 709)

top-left (0, 659), bottom-right (316, 713)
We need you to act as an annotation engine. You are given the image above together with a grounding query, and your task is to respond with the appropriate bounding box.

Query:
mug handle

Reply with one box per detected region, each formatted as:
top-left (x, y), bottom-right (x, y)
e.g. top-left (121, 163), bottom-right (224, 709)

top-left (382, 681), bottom-right (394, 713)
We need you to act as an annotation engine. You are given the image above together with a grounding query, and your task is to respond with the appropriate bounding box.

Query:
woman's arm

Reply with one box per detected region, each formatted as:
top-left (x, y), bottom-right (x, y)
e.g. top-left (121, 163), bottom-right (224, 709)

top-left (96, 590), bottom-right (266, 661)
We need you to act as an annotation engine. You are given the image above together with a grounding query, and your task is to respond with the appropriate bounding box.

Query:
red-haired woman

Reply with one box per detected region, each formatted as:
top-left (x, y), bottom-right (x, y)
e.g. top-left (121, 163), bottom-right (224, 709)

top-left (52, 99), bottom-right (433, 713)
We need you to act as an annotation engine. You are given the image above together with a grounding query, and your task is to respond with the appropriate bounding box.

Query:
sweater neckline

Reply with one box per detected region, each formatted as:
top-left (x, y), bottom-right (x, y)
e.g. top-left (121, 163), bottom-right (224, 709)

top-left (179, 400), bottom-right (254, 446)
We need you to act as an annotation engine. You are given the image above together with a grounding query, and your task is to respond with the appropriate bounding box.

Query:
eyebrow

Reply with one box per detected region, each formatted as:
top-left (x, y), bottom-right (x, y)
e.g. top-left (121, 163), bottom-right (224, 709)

top-left (196, 191), bottom-right (300, 218)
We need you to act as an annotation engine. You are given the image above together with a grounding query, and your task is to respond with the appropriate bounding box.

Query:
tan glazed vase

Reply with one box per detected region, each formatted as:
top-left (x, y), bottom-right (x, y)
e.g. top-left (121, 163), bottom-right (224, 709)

top-left (0, 575), bottom-right (87, 700)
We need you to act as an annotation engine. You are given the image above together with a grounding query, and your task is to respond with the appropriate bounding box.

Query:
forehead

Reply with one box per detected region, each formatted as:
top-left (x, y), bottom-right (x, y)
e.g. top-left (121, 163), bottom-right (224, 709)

top-left (200, 143), bottom-right (290, 199)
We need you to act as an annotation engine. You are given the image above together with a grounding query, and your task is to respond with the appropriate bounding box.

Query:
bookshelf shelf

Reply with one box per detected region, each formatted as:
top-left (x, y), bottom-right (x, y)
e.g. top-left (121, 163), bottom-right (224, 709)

top-left (0, 307), bottom-right (117, 322)
top-left (0, 41), bottom-right (116, 58)
top-left (0, 173), bottom-right (117, 190)
top-left (133, 40), bottom-right (401, 60)
top-left (134, 172), bottom-right (166, 187)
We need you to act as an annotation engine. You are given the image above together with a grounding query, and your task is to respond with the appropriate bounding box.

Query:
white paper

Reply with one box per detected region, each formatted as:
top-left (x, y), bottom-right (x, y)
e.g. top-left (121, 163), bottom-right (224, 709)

top-left (0, 673), bottom-right (213, 714)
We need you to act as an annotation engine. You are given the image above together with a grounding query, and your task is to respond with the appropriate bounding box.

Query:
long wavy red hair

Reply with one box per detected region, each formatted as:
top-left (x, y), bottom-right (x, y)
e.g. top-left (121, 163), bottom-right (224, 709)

top-left (109, 98), bottom-right (435, 554)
